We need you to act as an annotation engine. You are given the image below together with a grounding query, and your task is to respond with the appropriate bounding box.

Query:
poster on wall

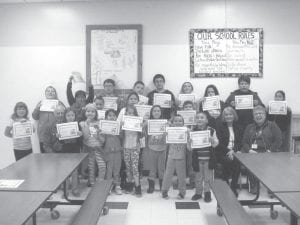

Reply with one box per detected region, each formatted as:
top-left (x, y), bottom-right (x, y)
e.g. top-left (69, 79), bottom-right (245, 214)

top-left (190, 28), bottom-right (263, 78)
top-left (86, 24), bottom-right (142, 94)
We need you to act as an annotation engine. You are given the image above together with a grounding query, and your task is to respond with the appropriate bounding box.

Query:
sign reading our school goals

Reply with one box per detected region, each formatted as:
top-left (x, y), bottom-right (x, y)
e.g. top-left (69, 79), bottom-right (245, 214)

top-left (190, 28), bottom-right (263, 78)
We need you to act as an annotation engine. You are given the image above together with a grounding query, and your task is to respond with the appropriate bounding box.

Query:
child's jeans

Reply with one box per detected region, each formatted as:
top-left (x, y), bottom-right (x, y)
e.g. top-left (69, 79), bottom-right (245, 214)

top-left (148, 149), bottom-right (166, 181)
top-left (105, 151), bottom-right (122, 186)
top-left (162, 158), bottom-right (186, 196)
top-left (195, 160), bottom-right (213, 194)
top-left (123, 148), bottom-right (140, 182)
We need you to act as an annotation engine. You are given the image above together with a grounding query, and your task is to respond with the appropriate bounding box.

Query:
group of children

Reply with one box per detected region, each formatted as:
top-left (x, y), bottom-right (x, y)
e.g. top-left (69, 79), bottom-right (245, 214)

top-left (4, 74), bottom-right (291, 201)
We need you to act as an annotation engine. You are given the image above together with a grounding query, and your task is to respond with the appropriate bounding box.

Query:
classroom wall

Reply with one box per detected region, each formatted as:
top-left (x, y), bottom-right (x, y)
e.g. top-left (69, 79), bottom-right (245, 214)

top-left (0, 0), bottom-right (300, 168)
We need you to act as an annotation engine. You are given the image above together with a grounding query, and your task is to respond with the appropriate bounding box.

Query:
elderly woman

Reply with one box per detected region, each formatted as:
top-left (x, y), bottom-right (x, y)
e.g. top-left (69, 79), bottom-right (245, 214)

top-left (242, 105), bottom-right (282, 194)
top-left (216, 107), bottom-right (243, 196)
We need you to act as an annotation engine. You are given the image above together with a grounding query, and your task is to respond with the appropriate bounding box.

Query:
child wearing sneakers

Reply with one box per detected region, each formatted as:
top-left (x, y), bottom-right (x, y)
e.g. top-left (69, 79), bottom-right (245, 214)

top-left (161, 114), bottom-right (189, 199)
top-left (191, 112), bottom-right (219, 202)
top-left (104, 109), bottom-right (122, 195)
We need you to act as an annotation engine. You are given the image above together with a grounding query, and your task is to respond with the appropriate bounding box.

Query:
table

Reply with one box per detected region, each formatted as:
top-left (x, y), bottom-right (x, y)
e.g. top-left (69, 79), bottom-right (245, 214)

top-left (235, 152), bottom-right (300, 225)
top-left (0, 153), bottom-right (88, 225)
top-left (0, 191), bottom-right (52, 225)
top-left (0, 153), bottom-right (87, 192)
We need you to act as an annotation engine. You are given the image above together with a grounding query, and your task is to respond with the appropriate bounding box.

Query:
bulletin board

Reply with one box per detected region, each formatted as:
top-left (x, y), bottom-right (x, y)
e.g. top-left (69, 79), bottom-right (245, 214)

top-left (190, 28), bottom-right (263, 78)
top-left (86, 24), bottom-right (142, 93)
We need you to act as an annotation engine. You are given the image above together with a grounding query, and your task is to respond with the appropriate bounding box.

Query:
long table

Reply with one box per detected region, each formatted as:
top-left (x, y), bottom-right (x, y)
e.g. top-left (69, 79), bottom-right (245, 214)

top-left (235, 152), bottom-right (300, 225)
top-left (0, 153), bottom-right (88, 225)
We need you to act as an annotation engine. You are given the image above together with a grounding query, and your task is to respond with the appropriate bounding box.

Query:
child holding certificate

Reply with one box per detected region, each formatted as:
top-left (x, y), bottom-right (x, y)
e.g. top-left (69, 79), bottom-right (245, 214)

top-left (132, 81), bottom-right (148, 105)
top-left (177, 82), bottom-right (198, 110)
top-left (79, 104), bottom-right (105, 187)
top-left (32, 86), bottom-right (64, 153)
top-left (60, 108), bottom-right (82, 196)
top-left (191, 112), bottom-right (219, 202)
top-left (147, 74), bottom-right (176, 120)
top-left (103, 109), bottom-right (122, 195)
top-left (199, 84), bottom-right (225, 129)
top-left (144, 105), bottom-right (167, 193)
top-left (225, 75), bottom-right (263, 133)
top-left (67, 76), bottom-right (94, 122)
top-left (161, 115), bottom-right (188, 200)
top-left (267, 90), bottom-right (292, 152)
top-left (122, 105), bottom-right (142, 196)
top-left (4, 102), bottom-right (33, 161)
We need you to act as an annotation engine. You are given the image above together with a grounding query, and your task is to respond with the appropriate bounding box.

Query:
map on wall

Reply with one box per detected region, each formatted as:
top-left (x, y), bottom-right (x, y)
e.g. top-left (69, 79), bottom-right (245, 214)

top-left (86, 25), bottom-right (142, 90)
top-left (190, 28), bottom-right (263, 78)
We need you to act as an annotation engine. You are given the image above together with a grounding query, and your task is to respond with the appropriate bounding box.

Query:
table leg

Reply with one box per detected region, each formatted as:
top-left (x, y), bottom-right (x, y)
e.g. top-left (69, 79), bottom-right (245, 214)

top-left (291, 213), bottom-right (298, 225)
top-left (32, 212), bottom-right (36, 225)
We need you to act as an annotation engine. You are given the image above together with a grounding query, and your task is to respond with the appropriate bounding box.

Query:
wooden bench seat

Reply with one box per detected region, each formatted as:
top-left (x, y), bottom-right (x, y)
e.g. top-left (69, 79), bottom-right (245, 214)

top-left (211, 179), bottom-right (254, 225)
top-left (71, 179), bottom-right (113, 225)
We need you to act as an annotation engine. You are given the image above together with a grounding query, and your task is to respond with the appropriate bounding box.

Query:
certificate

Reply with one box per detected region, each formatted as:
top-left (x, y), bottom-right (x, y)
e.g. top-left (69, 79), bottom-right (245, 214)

top-left (202, 96), bottom-right (221, 111)
top-left (268, 101), bottom-right (287, 115)
top-left (135, 104), bottom-right (152, 118)
top-left (103, 97), bottom-right (118, 110)
top-left (177, 110), bottom-right (196, 125)
top-left (147, 120), bottom-right (168, 135)
top-left (235, 95), bottom-right (253, 110)
top-left (56, 122), bottom-right (79, 140)
top-left (153, 93), bottom-right (172, 108)
top-left (40, 99), bottom-right (59, 112)
top-left (138, 95), bottom-right (149, 104)
top-left (12, 121), bottom-right (33, 139)
top-left (97, 110), bottom-right (106, 120)
top-left (178, 94), bottom-right (196, 108)
top-left (166, 127), bottom-right (188, 143)
top-left (122, 115), bottom-right (143, 132)
top-left (0, 179), bottom-right (24, 188)
top-left (190, 130), bottom-right (211, 148)
top-left (99, 120), bottom-right (120, 135)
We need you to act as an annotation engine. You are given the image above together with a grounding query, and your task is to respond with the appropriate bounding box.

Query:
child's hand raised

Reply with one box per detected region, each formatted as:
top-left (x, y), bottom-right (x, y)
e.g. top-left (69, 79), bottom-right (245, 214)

top-left (77, 131), bottom-right (83, 137)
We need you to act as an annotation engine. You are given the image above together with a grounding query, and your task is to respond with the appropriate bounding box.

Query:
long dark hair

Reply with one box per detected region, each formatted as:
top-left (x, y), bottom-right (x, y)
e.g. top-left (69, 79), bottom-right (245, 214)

top-left (150, 105), bottom-right (163, 119)
top-left (11, 102), bottom-right (29, 120)
top-left (204, 84), bottom-right (219, 97)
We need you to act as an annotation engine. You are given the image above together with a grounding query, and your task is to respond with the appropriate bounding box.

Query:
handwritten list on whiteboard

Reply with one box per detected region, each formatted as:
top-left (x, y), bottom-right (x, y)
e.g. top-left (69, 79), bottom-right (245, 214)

top-left (190, 28), bottom-right (263, 78)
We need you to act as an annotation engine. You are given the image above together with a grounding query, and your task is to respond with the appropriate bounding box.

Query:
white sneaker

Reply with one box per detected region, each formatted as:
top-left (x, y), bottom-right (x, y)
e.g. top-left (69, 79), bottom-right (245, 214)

top-left (115, 186), bottom-right (122, 195)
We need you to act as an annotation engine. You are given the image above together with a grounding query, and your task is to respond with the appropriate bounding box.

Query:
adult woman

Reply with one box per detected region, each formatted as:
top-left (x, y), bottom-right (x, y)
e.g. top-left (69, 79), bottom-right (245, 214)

top-left (216, 107), bottom-right (243, 196)
top-left (242, 105), bottom-right (282, 194)
top-left (199, 84), bottom-right (225, 129)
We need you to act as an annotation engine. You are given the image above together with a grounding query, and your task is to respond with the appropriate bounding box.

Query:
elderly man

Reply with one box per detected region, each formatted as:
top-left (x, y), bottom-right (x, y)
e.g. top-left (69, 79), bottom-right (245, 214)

top-left (43, 105), bottom-right (66, 153)
top-left (241, 105), bottom-right (282, 194)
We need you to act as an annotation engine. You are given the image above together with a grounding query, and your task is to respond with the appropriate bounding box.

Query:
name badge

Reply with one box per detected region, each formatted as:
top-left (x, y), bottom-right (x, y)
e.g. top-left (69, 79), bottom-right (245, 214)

top-left (251, 144), bottom-right (258, 149)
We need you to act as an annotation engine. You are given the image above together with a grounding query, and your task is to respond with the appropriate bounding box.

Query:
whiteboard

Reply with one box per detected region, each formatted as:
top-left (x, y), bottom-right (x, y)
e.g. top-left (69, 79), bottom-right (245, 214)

top-left (190, 28), bottom-right (263, 78)
top-left (86, 25), bottom-right (142, 90)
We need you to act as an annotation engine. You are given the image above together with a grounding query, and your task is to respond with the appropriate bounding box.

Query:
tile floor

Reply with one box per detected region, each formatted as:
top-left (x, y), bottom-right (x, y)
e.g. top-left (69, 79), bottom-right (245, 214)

top-left (32, 177), bottom-right (295, 225)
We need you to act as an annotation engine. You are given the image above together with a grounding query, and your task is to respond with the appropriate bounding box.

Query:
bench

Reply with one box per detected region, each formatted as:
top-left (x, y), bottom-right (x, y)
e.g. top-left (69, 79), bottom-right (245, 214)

top-left (211, 179), bottom-right (254, 225)
top-left (71, 179), bottom-right (113, 225)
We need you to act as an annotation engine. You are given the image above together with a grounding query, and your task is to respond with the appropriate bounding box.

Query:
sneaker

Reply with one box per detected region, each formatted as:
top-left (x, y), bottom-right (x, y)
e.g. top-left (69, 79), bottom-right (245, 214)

top-left (115, 185), bottom-right (122, 195)
top-left (204, 192), bottom-right (212, 203)
top-left (177, 193), bottom-right (185, 200)
top-left (162, 191), bottom-right (169, 199)
top-left (191, 194), bottom-right (202, 201)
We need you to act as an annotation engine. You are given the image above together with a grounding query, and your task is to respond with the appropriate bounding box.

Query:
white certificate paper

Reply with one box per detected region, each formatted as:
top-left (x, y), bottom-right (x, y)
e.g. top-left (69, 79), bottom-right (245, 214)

top-left (40, 99), bottom-right (59, 112)
top-left (177, 110), bottom-right (196, 125)
top-left (166, 127), bottom-right (188, 143)
top-left (99, 120), bottom-right (120, 135)
top-left (268, 101), bottom-right (287, 115)
top-left (0, 179), bottom-right (24, 188)
top-left (97, 110), bottom-right (106, 120)
top-left (202, 96), bottom-right (221, 111)
top-left (122, 115), bottom-right (143, 132)
top-left (138, 95), bottom-right (149, 104)
top-left (12, 122), bottom-right (33, 139)
top-left (135, 104), bottom-right (152, 118)
top-left (235, 95), bottom-right (253, 110)
top-left (56, 122), bottom-right (79, 140)
top-left (178, 94), bottom-right (196, 108)
top-left (148, 120), bottom-right (168, 135)
top-left (103, 97), bottom-right (118, 110)
top-left (153, 93), bottom-right (172, 108)
top-left (190, 130), bottom-right (211, 148)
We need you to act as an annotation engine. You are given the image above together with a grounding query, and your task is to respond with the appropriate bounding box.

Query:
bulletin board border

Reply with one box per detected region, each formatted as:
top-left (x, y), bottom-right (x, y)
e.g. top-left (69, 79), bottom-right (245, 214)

top-left (189, 28), bottom-right (264, 78)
